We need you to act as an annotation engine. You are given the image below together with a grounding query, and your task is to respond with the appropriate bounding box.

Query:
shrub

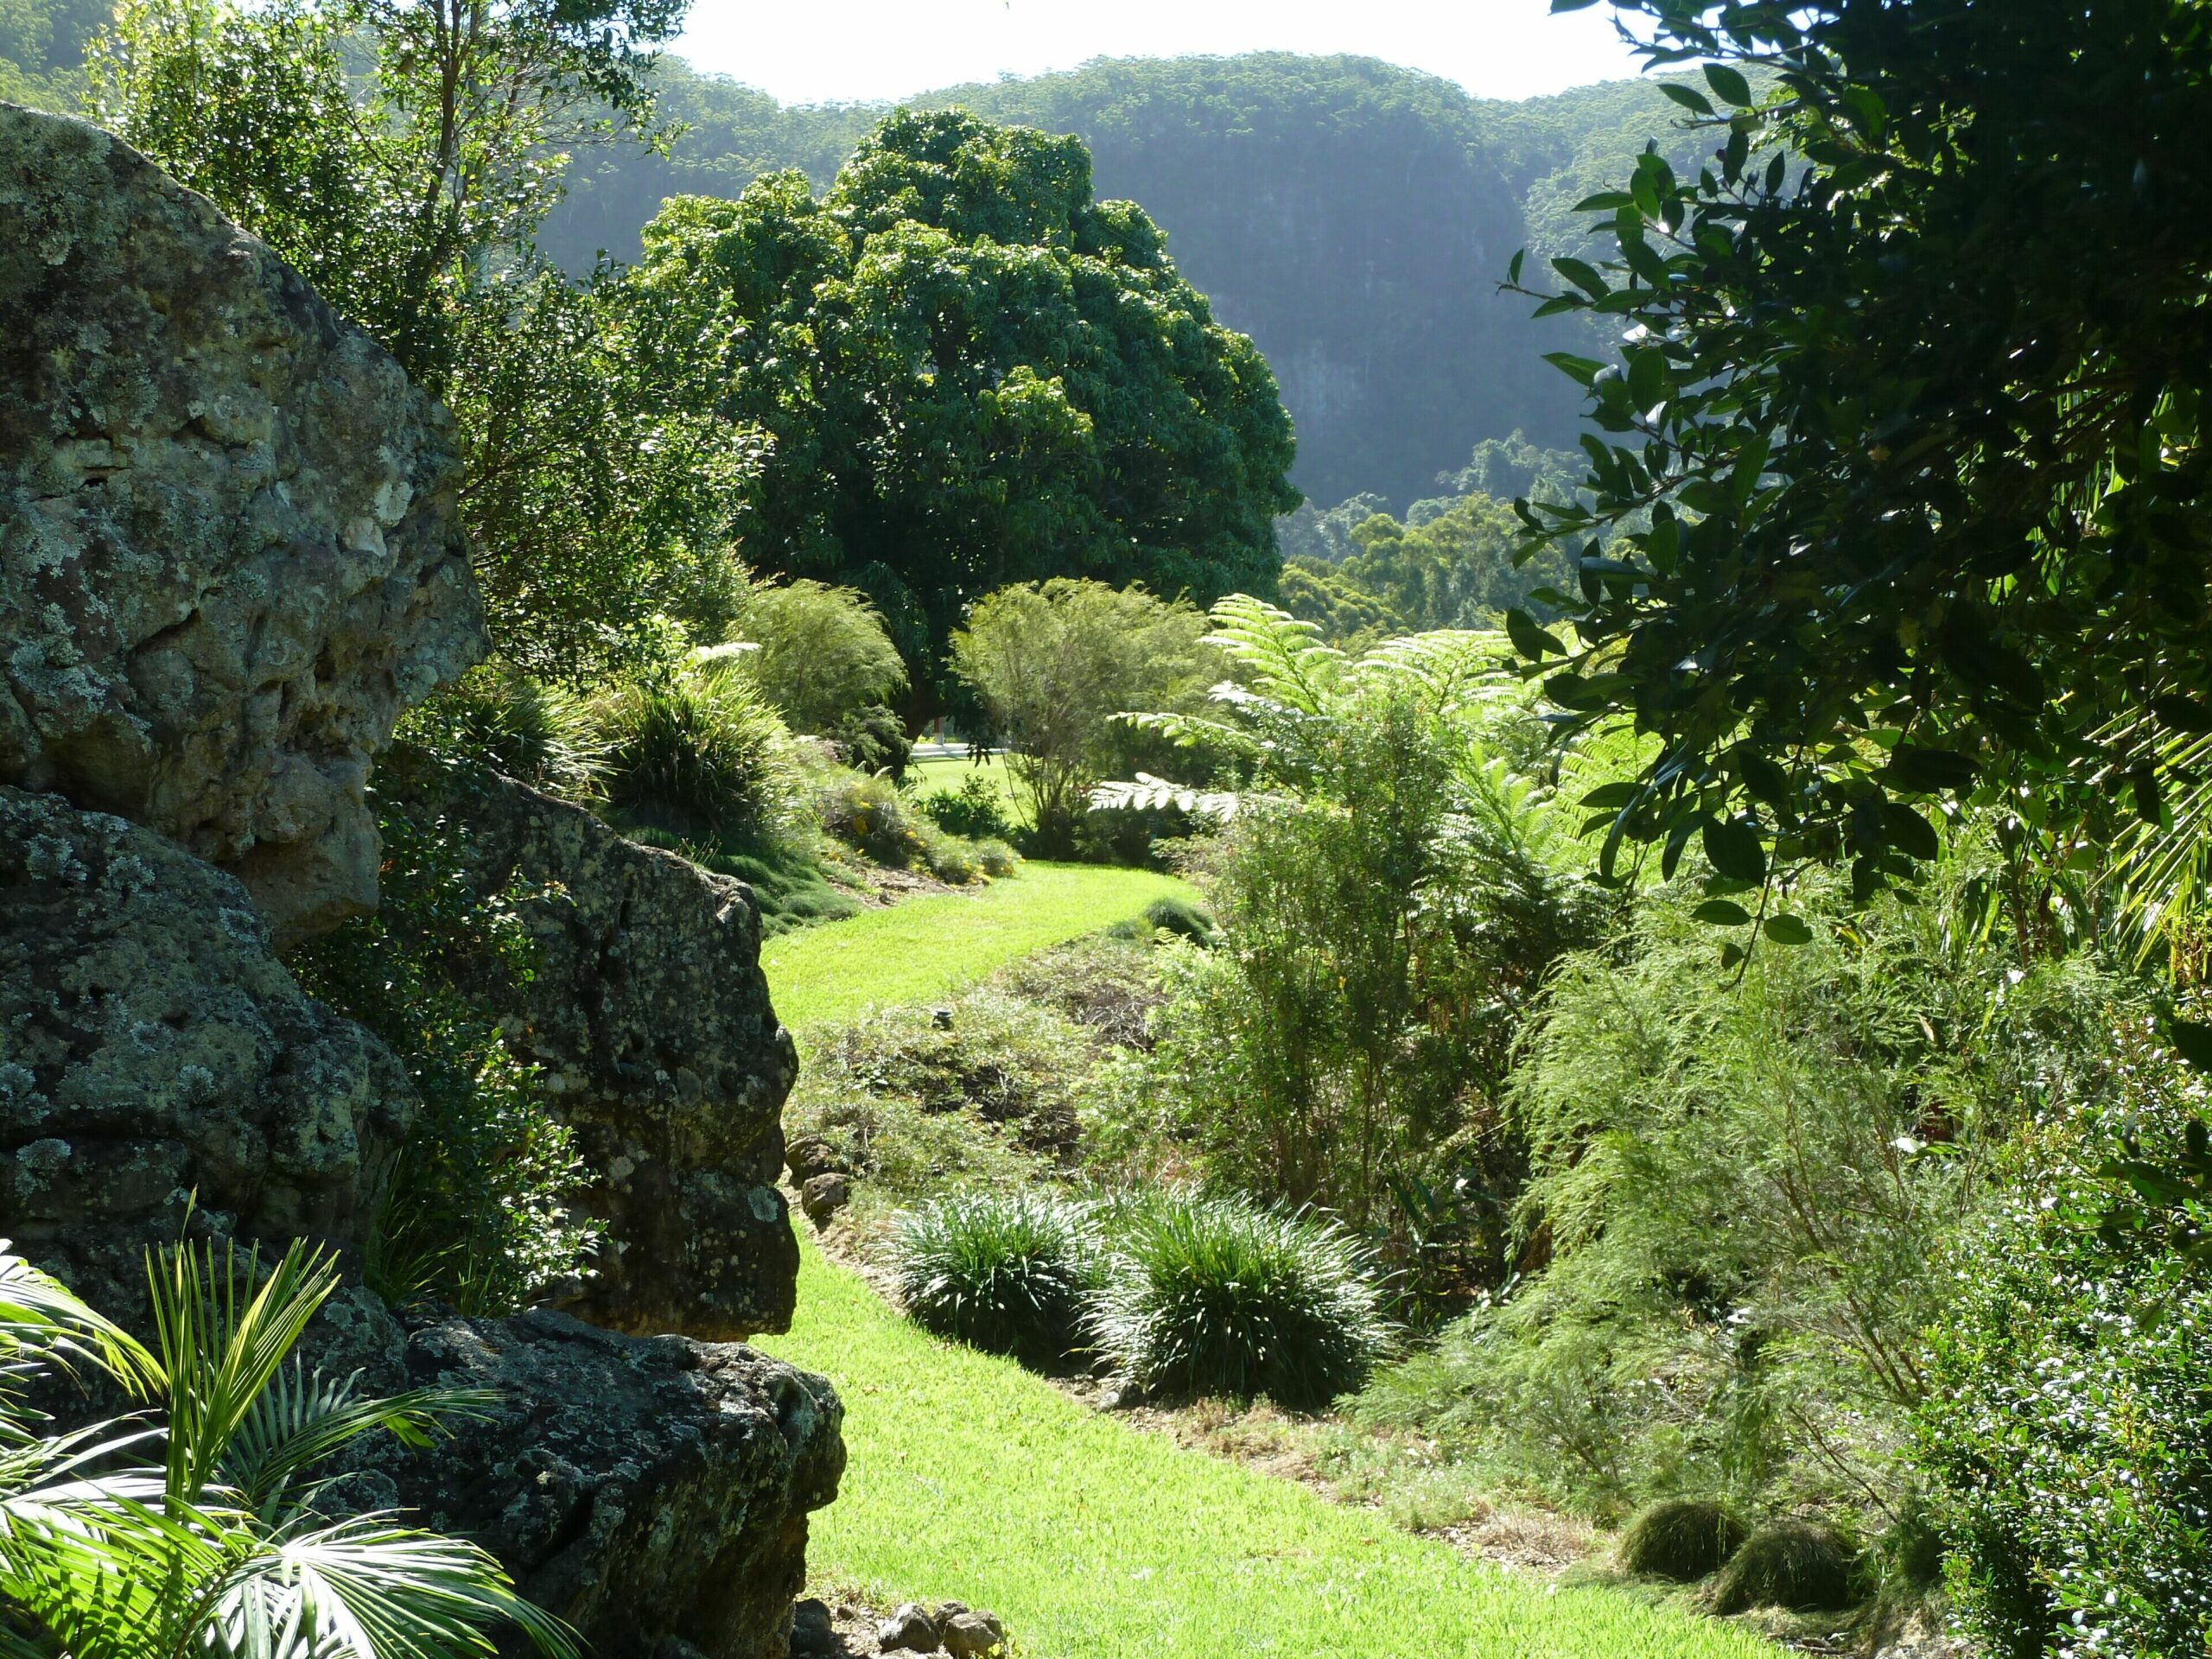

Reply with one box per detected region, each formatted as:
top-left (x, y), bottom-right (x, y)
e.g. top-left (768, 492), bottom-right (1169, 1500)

top-left (950, 579), bottom-right (1214, 855)
top-left (406, 662), bottom-right (607, 797)
top-left (974, 837), bottom-right (1020, 879)
top-left (893, 1190), bottom-right (1101, 1366)
top-left (1707, 1520), bottom-right (1859, 1614)
top-left (1619, 1498), bottom-right (1749, 1582)
top-left (590, 657), bottom-right (800, 843)
top-left (920, 772), bottom-right (1016, 841)
top-left (1139, 894), bottom-right (1215, 944)
top-left (1919, 1023), bottom-right (2212, 1659)
top-left (921, 825), bottom-right (981, 885)
top-left (736, 577), bottom-right (909, 737)
top-left (817, 770), bottom-right (996, 883)
top-left (1090, 1192), bottom-right (1390, 1410)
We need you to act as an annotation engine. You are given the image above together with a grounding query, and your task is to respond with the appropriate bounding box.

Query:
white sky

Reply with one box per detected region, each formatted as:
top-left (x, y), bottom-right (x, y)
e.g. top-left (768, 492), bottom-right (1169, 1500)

top-left (671, 0), bottom-right (1649, 108)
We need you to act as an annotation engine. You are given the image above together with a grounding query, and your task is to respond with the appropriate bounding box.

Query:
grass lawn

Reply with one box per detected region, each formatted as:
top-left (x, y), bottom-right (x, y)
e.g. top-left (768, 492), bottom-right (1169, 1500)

top-left (760, 1243), bottom-right (1777, 1659)
top-left (909, 753), bottom-right (1021, 817)
top-left (760, 861), bottom-right (1195, 1033)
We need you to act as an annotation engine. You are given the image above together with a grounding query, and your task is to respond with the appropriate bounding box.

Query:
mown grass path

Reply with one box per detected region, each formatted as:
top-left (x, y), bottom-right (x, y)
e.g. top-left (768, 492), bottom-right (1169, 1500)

top-left (760, 1244), bottom-right (1774, 1659)
top-left (760, 861), bottom-right (1194, 1032)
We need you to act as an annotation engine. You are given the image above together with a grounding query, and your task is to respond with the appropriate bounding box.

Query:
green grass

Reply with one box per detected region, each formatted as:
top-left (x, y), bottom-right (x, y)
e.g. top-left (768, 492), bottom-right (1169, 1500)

top-left (761, 861), bottom-right (1195, 1033)
top-left (761, 1243), bottom-right (1778, 1659)
top-left (911, 753), bottom-right (1021, 816)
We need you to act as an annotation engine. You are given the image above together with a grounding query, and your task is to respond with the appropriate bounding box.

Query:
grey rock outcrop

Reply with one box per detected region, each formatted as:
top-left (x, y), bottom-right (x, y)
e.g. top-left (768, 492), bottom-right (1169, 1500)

top-left (315, 1292), bottom-right (844, 1659)
top-left (0, 787), bottom-right (411, 1308)
top-left (0, 104), bottom-right (485, 946)
top-left (414, 769), bottom-right (799, 1338)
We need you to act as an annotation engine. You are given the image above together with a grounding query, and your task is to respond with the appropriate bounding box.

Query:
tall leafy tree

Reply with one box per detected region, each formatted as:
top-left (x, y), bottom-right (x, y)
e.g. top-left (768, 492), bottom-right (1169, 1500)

top-left (624, 110), bottom-right (1300, 696)
top-left (1513, 0), bottom-right (2212, 950)
top-left (90, 0), bottom-right (735, 676)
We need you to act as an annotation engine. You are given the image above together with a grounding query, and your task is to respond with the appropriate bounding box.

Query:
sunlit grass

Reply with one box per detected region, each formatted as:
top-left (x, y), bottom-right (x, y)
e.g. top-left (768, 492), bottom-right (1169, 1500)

top-left (760, 861), bottom-right (1194, 1033)
top-left (760, 1243), bottom-right (1778, 1659)
top-left (910, 753), bottom-right (1021, 816)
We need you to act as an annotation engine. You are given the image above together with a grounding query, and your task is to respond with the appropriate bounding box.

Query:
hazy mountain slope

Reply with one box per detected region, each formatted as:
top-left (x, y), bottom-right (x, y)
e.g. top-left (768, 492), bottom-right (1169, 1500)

top-left (543, 53), bottom-right (1707, 509)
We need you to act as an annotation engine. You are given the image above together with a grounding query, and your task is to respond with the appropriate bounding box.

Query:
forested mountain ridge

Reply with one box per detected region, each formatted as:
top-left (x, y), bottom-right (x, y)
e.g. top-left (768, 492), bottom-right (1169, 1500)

top-left (544, 53), bottom-right (1709, 508)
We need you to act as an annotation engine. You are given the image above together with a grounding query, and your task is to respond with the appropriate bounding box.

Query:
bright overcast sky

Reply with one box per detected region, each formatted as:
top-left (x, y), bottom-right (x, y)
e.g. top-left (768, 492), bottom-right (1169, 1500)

top-left (671, 0), bottom-right (1649, 108)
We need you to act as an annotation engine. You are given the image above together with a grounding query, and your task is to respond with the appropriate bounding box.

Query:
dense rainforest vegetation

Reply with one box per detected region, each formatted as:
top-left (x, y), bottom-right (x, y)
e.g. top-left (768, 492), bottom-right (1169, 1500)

top-left (7, 0), bottom-right (2212, 1655)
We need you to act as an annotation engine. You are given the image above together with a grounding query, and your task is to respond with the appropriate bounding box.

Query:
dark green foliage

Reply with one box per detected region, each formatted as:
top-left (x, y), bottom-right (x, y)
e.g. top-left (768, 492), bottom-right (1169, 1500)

top-left (1090, 1192), bottom-right (1390, 1411)
top-left (627, 115), bottom-right (1297, 689)
top-left (1707, 1521), bottom-right (1858, 1615)
top-left (93, 0), bottom-right (741, 678)
top-left (591, 663), bottom-right (798, 844)
top-left (1516, 1), bottom-right (2212, 917)
top-left (1138, 895), bottom-right (1215, 945)
top-left (1919, 1028), bottom-right (2212, 1659)
top-left (290, 751), bottom-right (598, 1315)
top-left (919, 773), bottom-right (1017, 842)
top-left (1618, 1499), bottom-right (1749, 1583)
top-left (409, 664), bottom-right (607, 798)
top-left (893, 1191), bottom-right (1100, 1367)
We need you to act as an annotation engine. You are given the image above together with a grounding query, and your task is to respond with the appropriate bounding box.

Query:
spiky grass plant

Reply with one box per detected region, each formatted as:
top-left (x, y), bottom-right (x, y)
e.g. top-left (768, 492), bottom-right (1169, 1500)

top-left (416, 663), bottom-right (608, 798)
top-left (1090, 1192), bottom-right (1390, 1411)
top-left (591, 656), bottom-right (800, 843)
top-left (0, 1236), bottom-right (573, 1656)
top-left (1618, 1497), bottom-right (1749, 1581)
top-left (893, 1192), bottom-right (1100, 1368)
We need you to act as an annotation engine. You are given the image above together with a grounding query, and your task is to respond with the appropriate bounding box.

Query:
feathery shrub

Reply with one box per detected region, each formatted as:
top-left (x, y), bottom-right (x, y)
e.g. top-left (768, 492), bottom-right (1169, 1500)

top-left (1090, 1192), bottom-right (1389, 1410)
top-left (409, 662), bottom-right (607, 798)
top-left (893, 1190), bottom-right (1101, 1366)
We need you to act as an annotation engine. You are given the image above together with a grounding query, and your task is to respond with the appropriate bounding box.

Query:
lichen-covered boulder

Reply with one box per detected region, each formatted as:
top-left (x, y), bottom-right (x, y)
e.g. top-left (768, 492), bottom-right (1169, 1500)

top-left (414, 769), bottom-right (799, 1339)
top-left (315, 1292), bottom-right (843, 1659)
top-left (0, 786), bottom-right (411, 1308)
top-left (0, 104), bottom-right (485, 946)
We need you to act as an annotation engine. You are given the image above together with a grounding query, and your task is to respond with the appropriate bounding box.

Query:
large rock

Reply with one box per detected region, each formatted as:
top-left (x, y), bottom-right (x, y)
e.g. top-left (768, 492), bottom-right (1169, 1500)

top-left (0, 104), bottom-right (485, 946)
top-left (316, 1292), bottom-right (843, 1659)
top-left (0, 787), bottom-right (411, 1309)
top-left (417, 768), bottom-right (800, 1339)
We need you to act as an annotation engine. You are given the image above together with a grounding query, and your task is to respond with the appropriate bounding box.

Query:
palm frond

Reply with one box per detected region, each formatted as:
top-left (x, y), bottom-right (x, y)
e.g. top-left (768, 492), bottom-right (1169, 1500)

top-left (210, 1518), bottom-right (579, 1659)
top-left (0, 1246), bottom-right (160, 1402)
top-left (146, 1238), bottom-right (342, 1509)
top-left (224, 1365), bottom-right (499, 1525)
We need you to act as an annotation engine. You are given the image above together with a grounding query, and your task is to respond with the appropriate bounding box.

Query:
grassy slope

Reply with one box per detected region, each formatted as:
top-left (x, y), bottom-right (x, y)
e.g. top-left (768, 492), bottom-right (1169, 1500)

top-left (760, 860), bottom-right (1194, 1032)
top-left (761, 1244), bottom-right (1775, 1659)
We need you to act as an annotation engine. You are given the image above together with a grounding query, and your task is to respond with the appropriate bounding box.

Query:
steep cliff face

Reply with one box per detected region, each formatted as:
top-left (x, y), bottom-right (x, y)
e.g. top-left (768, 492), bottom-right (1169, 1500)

top-left (0, 101), bottom-right (485, 946)
top-left (0, 102), bottom-right (836, 1655)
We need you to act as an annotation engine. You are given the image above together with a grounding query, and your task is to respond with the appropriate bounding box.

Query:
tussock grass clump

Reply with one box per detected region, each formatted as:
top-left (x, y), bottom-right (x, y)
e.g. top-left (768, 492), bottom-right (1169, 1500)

top-left (592, 660), bottom-right (799, 842)
top-left (1707, 1519), bottom-right (1857, 1613)
top-left (404, 662), bottom-right (608, 797)
top-left (1140, 894), bottom-right (1216, 944)
top-left (974, 837), bottom-right (1021, 878)
top-left (894, 1190), bottom-right (1101, 1365)
top-left (1619, 1498), bottom-right (1749, 1582)
top-left (1092, 1192), bottom-right (1390, 1410)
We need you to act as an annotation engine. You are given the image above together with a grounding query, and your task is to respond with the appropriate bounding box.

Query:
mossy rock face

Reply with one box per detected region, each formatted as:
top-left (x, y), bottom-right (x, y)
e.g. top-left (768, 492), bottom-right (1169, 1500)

top-left (1708, 1518), bottom-right (1859, 1613)
top-left (1618, 1498), bottom-right (1751, 1582)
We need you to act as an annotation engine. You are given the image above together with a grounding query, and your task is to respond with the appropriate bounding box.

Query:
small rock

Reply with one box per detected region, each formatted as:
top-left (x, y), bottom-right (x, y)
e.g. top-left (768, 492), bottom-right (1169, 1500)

top-left (931, 1602), bottom-right (969, 1624)
top-left (787, 1134), bottom-right (852, 1183)
top-left (876, 1602), bottom-right (940, 1653)
top-left (942, 1611), bottom-right (1006, 1656)
top-left (791, 1597), bottom-right (836, 1656)
top-left (802, 1172), bottom-right (853, 1225)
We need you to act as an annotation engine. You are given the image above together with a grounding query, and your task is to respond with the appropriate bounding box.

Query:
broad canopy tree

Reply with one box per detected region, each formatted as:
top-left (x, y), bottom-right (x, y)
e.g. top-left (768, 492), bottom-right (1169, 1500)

top-left (1516, 0), bottom-right (2212, 952)
top-left (624, 110), bottom-right (1300, 697)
